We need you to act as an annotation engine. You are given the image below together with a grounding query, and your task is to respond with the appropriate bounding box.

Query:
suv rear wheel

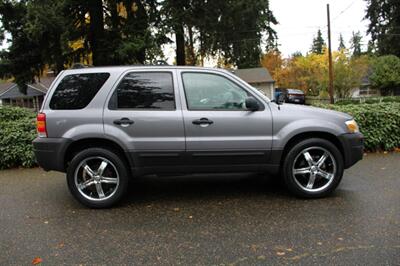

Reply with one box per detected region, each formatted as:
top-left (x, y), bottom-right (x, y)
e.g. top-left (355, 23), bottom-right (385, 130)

top-left (282, 138), bottom-right (344, 198)
top-left (66, 148), bottom-right (129, 208)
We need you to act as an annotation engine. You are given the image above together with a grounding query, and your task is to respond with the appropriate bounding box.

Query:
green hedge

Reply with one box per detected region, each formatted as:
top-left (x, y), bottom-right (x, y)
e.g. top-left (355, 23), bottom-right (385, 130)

top-left (0, 106), bottom-right (37, 169)
top-left (314, 102), bottom-right (400, 151)
top-left (335, 96), bottom-right (400, 105)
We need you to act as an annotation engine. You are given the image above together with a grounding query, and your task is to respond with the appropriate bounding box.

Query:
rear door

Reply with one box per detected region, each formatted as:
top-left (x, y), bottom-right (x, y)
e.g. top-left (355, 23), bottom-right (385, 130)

top-left (103, 69), bottom-right (185, 171)
top-left (178, 69), bottom-right (273, 169)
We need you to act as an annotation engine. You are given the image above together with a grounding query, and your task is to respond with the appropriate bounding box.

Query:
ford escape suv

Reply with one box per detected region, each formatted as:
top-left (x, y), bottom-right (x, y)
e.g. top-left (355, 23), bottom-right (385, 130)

top-left (33, 66), bottom-right (363, 208)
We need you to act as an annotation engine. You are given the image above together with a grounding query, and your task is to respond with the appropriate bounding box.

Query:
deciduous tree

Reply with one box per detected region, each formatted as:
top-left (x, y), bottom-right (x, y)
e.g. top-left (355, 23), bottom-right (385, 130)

top-left (260, 50), bottom-right (283, 81)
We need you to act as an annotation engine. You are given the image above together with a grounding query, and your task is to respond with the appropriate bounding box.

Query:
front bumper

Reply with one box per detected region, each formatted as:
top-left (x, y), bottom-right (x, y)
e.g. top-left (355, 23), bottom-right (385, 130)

top-left (338, 132), bottom-right (364, 168)
top-left (32, 137), bottom-right (72, 172)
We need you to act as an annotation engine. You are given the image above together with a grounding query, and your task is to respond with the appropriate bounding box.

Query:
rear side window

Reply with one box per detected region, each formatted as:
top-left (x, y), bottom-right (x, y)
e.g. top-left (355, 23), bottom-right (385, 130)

top-left (49, 73), bottom-right (110, 110)
top-left (109, 72), bottom-right (175, 110)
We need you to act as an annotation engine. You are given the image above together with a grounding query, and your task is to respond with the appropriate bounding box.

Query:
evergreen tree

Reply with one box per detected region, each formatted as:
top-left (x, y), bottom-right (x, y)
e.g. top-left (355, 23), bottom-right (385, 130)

top-left (338, 34), bottom-right (346, 50)
top-left (0, 0), bottom-right (278, 84)
top-left (350, 31), bottom-right (363, 57)
top-left (291, 51), bottom-right (303, 58)
top-left (365, 0), bottom-right (400, 57)
top-left (310, 29), bottom-right (325, 54)
top-left (213, 0), bottom-right (278, 68)
top-left (0, 0), bottom-right (42, 93)
top-left (161, 0), bottom-right (278, 67)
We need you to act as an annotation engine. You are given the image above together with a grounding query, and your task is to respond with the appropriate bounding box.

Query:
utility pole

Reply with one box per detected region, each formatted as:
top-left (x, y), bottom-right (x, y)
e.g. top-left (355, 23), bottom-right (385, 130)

top-left (327, 4), bottom-right (334, 104)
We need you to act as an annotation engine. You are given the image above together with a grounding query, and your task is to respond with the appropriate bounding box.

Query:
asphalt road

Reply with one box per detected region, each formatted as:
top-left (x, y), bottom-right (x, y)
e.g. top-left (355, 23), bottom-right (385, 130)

top-left (0, 153), bottom-right (399, 265)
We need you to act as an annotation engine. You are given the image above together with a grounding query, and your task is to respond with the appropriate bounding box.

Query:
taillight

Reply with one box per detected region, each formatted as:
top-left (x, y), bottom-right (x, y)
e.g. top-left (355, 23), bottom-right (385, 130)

top-left (36, 113), bottom-right (47, 138)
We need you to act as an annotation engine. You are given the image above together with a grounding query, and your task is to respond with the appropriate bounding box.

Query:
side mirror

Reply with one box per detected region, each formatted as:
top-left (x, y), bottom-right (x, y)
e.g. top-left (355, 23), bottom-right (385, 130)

top-left (245, 97), bottom-right (259, 111)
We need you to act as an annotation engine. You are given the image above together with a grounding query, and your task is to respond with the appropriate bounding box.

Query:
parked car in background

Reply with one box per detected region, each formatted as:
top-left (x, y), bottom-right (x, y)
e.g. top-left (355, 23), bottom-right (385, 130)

top-left (33, 66), bottom-right (363, 208)
top-left (275, 88), bottom-right (305, 104)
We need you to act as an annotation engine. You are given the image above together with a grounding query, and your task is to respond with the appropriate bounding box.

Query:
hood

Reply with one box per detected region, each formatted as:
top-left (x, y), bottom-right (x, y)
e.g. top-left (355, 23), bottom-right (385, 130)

top-left (273, 103), bottom-right (352, 122)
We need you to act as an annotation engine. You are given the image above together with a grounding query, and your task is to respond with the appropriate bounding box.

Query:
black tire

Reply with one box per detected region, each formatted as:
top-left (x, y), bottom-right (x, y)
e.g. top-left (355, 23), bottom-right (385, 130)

top-left (282, 138), bottom-right (344, 198)
top-left (66, 148), bottom-right (129, 208)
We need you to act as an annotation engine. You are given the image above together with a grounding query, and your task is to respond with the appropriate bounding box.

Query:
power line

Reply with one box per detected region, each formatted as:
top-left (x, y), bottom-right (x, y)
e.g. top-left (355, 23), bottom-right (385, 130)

top-left (332, 0), bottom-right (357, 21)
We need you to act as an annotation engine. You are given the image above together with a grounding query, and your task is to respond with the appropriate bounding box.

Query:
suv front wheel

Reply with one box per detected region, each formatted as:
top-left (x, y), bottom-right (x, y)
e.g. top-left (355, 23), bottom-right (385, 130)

top-left (66, 148), bottom-right (129, 208)
top-left (282, 138), bottom-right (344, 198)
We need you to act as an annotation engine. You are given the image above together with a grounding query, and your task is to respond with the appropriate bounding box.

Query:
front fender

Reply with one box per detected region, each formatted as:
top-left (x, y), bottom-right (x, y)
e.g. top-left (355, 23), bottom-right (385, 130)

top-left (273, 119), bottom-right (346, 149)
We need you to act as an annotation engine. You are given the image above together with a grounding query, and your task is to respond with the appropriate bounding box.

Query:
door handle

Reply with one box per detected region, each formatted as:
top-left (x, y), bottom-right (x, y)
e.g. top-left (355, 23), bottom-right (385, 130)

top-left (113, 117), bottom-right (134, 126)
top-left (192, 118), bottom-right (214, 125)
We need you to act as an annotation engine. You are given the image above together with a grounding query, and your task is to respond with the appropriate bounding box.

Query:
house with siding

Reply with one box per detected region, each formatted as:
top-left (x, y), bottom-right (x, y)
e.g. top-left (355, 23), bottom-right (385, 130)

top-left (0, 77), bottom-right (55, 111)
top-left (233, 67), bottom-right (275, 99)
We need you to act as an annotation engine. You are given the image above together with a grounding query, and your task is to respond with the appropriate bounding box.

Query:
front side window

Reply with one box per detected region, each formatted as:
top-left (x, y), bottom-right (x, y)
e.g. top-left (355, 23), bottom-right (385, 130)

top-left (182, 73), bottom-right (250, 110)
top-left (111, 72), bottom-right (175, 110)
top-left (50, 73), bottom-right (110, 110)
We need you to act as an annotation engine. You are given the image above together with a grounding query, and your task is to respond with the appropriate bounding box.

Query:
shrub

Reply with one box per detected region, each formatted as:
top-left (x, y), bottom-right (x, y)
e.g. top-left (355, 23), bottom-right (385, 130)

top-left (314, 102), bottom-right (400, 151)
top-left (335, 96), bottom-right (400, 105)
top-left (0, 106), bottom-right (37, 169)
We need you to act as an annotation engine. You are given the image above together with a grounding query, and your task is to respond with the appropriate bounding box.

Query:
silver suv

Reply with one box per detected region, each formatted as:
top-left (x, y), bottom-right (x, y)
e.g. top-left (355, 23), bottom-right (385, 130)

top-left (33, 66), bottom-right (363, 208)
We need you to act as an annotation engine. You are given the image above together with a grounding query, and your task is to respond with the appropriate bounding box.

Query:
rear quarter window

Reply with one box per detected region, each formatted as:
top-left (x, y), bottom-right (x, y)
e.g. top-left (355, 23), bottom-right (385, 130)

top-left (49, 73), bottom-right (110, 110)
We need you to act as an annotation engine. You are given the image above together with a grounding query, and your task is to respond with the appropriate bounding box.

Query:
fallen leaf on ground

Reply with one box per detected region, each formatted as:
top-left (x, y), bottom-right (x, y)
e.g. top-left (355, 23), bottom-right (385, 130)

top-left (32, 257), bottom-right (42, 265)
top-left (276, 251), bottom-right (285, 256)
top-left (257, 255), bottom-right (266, 260)
top-left (44, 221), bottom-right (48, 224)
top-left (173, 208), bottom-right (180, 212)
top-left (188, 215), bottom-right (193, 219)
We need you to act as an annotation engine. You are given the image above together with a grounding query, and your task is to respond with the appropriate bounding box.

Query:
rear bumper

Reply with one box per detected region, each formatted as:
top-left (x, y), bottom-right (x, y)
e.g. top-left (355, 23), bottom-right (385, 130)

top-left (338, 132), bottom-right (364, 168)
top-left (32, 137), bottom-right (72, 172)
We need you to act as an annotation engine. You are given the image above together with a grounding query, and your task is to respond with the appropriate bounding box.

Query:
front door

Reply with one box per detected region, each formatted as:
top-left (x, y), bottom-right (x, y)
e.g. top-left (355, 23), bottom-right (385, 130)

top-left (178, 70), bottom-right (273, 169)
top-left (103, 70), bottom-right (185, 171)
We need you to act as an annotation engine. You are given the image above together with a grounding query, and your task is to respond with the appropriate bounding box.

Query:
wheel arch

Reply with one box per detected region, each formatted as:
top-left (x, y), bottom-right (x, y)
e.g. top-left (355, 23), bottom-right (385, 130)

top-left (64, 138), bottom-right (133, 173)
top-left (280, 131), bottom-right (345, 166)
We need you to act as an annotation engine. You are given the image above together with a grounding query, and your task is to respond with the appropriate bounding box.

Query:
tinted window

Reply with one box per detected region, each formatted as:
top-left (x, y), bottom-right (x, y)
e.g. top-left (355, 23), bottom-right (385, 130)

top-left (182, 73), bottom-right (249, 110)
top-left (112, 72), bottom-right (175, 110)
top-left (287, 89), bottom-right (304, 94)
top-left (50, 73), bottom-right (110, 110)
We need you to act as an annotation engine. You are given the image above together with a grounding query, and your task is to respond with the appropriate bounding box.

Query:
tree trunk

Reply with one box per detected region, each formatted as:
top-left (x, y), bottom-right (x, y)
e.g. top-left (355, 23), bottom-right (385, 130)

top-left (175, 24), bottom-right (186, 66)
top-left (88, 0), bottom-right (106, 66)
top-left (187, 26), bottom-right (196, 65)
top-left (133, 0), bottom-right (147, 64)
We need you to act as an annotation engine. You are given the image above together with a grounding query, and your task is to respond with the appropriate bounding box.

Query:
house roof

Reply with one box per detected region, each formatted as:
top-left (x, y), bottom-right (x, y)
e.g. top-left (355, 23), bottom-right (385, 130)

top-left (0, 82), bottom-right (16, 96)
top-left (233, 67), bottom-right (274, 84)
top-left (29, 77), bottom-right (56, 93)
top-left (0, 76), bottom-right (56, 99)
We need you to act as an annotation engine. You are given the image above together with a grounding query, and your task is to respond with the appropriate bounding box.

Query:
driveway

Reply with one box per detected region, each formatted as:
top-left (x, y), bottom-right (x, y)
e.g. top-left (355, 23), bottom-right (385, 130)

top-left (0, 153), bottom-right (399, 265)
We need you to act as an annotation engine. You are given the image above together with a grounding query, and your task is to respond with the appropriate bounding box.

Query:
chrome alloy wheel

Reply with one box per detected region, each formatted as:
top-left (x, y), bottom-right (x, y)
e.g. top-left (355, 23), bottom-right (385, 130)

top-left (74, 156), bottom-right (120, 201)
top-left (292, 147), bottom-right (337, 193)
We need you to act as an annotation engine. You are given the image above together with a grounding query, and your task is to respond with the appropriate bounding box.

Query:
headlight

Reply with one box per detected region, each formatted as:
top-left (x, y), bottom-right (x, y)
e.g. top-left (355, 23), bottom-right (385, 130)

top-left (345, 119), bottom-right (359, 133)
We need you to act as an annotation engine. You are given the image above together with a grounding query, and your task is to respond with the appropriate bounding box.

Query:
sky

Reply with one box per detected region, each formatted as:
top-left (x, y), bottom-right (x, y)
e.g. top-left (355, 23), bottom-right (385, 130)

top-left (269, 0), bottom-right (371, 57)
